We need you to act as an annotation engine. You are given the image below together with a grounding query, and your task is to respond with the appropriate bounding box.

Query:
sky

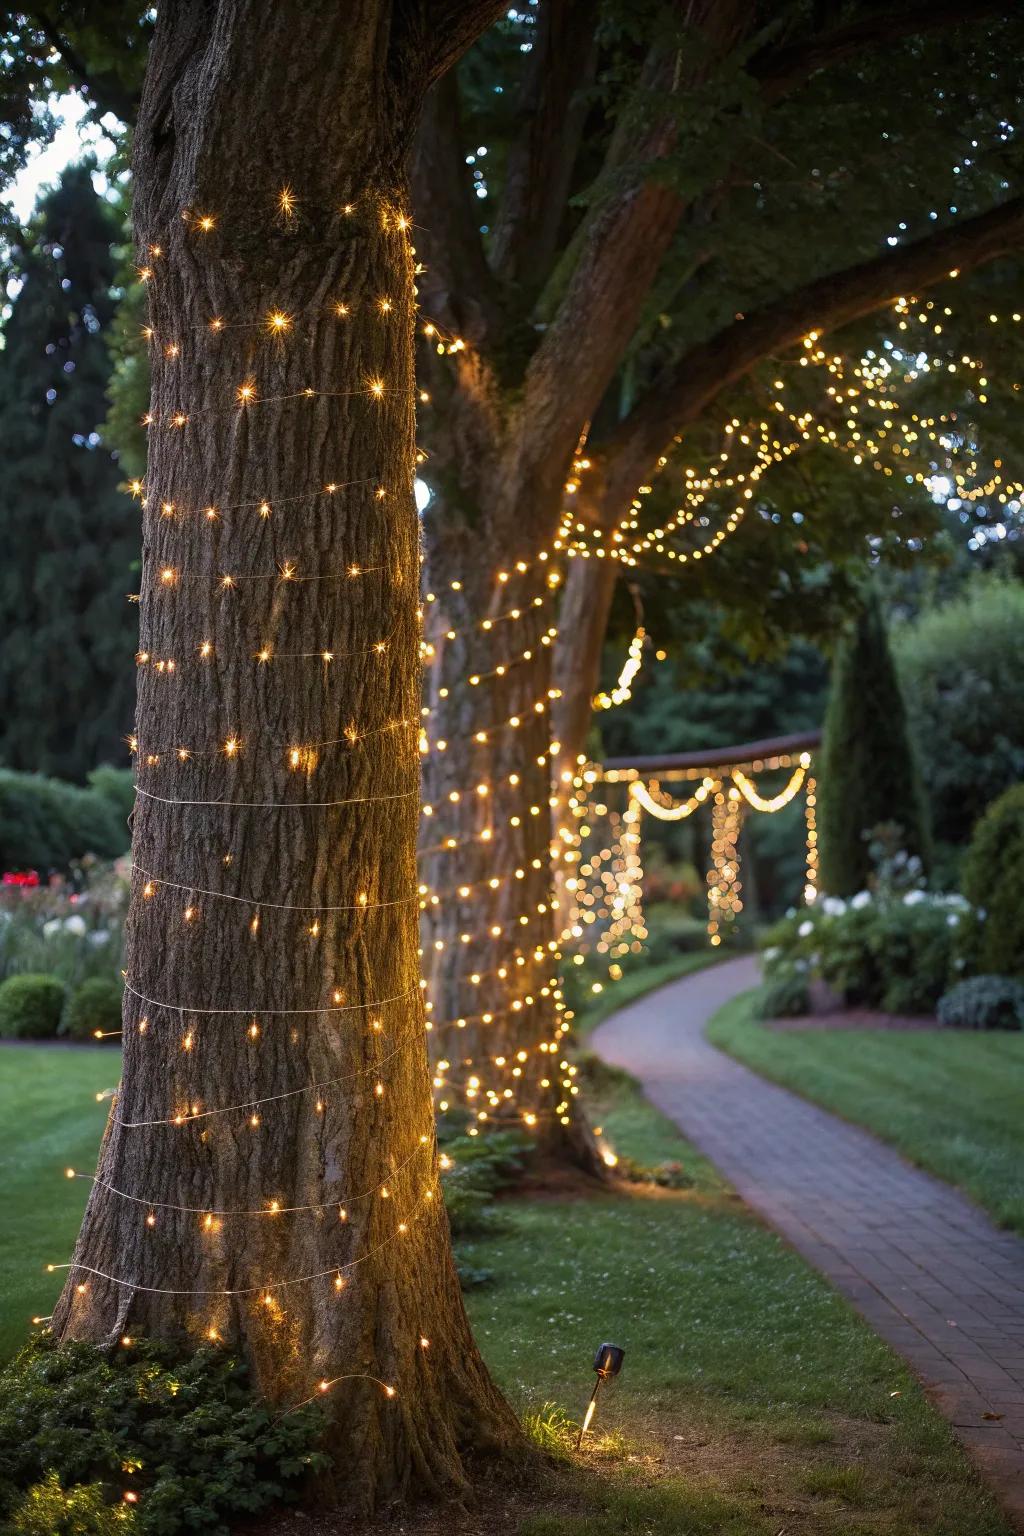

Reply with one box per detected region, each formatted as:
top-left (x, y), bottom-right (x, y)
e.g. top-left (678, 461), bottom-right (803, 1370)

top-left (8, 94), bottom-right (118, 222)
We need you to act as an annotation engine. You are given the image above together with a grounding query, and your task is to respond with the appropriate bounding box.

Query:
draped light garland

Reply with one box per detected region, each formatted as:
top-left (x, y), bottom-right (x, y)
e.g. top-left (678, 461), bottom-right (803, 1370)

top-left (566, 751), bottom-right (816, 961)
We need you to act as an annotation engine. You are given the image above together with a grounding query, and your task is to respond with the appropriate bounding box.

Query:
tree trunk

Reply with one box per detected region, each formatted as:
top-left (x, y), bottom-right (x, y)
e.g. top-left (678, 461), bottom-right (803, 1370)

top-left (420, 513), bottom-right (602, 1171)
top-left (52, 0), bottom-right (519, 1508)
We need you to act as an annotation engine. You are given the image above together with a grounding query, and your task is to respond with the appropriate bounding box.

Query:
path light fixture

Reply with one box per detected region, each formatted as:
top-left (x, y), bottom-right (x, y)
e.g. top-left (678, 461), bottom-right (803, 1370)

top-left (576, 1342), bottom-right (625, 1449)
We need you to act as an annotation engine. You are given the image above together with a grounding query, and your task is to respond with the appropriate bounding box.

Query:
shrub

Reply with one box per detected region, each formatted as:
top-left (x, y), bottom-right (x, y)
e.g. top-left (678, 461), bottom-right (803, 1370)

top-left (759, 888), bottom-right (967, 1017)
top-left (61, 977), bottom-right (123, 1041)
top-left (0, 1338), bottom-right (325, 1536)
top-left (0, 770), bottom-right (128, 873)
top-left (757, 972), bottom-right (810, 1020)
top-left (937, 976), bottom-right (1024, 1032)
top-left (0, 973), bottom-right (65, 1038)
top-left (86, 766), bottom-right (136, 828)
top-left (960, 783), bottom-right (1024, 980)
top-left (895, 578), bottom-right (1024, 850)
top-left (8, 1471), bottom-right (135, 1534)
top-left (439, 1131), bottom-right (531, 1237)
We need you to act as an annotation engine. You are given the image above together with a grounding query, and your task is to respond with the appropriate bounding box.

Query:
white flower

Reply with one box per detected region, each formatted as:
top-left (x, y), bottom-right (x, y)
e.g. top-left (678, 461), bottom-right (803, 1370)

top-left (822, 896), bottom-right (847, 917)
top-left (42, 919), bottom-right (61, 938)
top-left (798, 920), bottom-right (814, 938)
top-left (87, 929), bottom-right (111, 946)
top-left (851, 890), bottom-right (871, 909)
top-left (763, 946), bottom-right (780, 962)
top-left (946, 914), bottom-right (959, 927)
top-left (63, 914), bottom-right (87, 935)
top-left (902, 890), bottom-right (926, 906)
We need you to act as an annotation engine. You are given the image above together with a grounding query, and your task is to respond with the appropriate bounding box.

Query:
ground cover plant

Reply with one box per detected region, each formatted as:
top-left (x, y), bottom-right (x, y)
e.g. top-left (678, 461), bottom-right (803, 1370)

top-left (709, 990), bottom-right (1024, 1235)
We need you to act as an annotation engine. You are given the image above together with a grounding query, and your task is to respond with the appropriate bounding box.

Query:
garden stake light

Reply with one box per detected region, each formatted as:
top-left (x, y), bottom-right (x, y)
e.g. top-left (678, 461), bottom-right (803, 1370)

top-left (576, 1342), bottom-right (625, 1450)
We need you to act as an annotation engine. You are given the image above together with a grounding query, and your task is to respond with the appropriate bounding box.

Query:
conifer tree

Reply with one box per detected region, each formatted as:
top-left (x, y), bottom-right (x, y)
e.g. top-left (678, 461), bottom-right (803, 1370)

top-left (0, 163), bottom-right (136, 781)
top-left (818, 589), bottom-right (931, 896)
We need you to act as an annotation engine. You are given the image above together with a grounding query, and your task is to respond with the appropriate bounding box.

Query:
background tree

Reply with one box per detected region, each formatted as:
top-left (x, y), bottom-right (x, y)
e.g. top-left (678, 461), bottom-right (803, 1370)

top-left (51, 0), bottom-right (520, 1508)
top-left (817, 588), bottom-right (930, 896)
top-left (0, 162), bottom-right (137, 780)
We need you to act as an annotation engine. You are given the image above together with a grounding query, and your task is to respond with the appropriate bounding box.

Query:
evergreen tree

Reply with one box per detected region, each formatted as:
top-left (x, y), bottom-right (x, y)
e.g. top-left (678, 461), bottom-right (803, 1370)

top-left (0, 163), bottom-right (137, 781)
top-left (818, 589), bottom-right (931, 896)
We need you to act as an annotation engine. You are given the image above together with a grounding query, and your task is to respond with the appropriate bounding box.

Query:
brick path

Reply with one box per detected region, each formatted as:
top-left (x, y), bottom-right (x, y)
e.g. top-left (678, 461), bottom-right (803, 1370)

top-left (592, 955), bottom-right (1024, 1525)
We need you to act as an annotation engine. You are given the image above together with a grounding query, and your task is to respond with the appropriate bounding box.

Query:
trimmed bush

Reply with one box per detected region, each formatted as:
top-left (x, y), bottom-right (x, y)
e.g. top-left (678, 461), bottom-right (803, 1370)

top-left (0, 769), bottom-right (127, 872)
top-left (960, 783), bottom-right (1024, 980)
top-left (0, 1338), bottom-right (325, 1536)
top-left (86, 766), bottom-right (135, 828)
top-left (895, 578), bottom-right (1024, 851)
top-left (61, 977), bottom-right (123, 1041)
top-left (0, 973), bottom-right (65, 1038)
top-left (938, 976), bottom-right (1024, 1032)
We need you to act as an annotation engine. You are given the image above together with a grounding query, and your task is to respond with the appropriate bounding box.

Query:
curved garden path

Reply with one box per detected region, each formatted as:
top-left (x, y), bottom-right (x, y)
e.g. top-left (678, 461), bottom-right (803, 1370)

top-left (593, 955), bottom-right (1024, 1524)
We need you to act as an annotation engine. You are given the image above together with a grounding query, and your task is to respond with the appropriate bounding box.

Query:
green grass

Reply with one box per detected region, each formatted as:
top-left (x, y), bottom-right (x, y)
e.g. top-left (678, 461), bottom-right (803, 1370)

top-left (0, 1045), bottom-right (116, 1357)
top-left (460, 1063), bottom-right (1010, 1536)
top-left (708, 990), bottom-right (1024, 1234)
top-left (0, 1035), bottom-right (1011, 1535)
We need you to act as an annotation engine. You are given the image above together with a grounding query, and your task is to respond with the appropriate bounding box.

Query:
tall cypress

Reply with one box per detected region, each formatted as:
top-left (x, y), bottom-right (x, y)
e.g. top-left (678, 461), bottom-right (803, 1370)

top-left (0, 162), bottom-right (137, 780)
top-left (818, 588), bottom-right (931, 895)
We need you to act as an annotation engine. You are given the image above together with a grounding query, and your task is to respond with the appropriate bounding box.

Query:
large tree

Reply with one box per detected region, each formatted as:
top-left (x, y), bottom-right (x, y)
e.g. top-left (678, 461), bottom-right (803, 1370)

top-left (51, 0), bottom-right (520, 1508)
top-left (413, 1), bottom-right (1024, 1125)
top-left (0, 163), bottom-right (137, 780)
top-left (6, 3), bottom-right (1024, 1154)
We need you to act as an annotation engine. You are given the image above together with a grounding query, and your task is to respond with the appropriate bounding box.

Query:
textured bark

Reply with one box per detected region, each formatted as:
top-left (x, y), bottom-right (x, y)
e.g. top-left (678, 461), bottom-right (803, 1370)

top-left (53, 0), bottom-right (519, 1509)
top-left (420, 521), bottom-right (602, 1170)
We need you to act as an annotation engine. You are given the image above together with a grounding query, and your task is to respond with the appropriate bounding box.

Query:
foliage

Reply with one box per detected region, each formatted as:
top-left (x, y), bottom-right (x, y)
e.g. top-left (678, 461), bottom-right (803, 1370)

top-left (760, 885), bottom-right (969, 1017)
top-left (893, 578), bottom-right (1024, 858)
top-left (62, 976), bottom-right (123, 1041)
top-left (0, 973), bottom-right (65, 1038)
top-left (8, 1470), bottom-right (135, 1535)
top-left (439, 1131), bottom-right (532, 1238)
top-left (960, 783), bottom-right (1024, 980)
top-left (86, 768), bottom-right (136, 828)
top-left (757, 971), bottom-right (810, 1020)
top-left (0, 770), bottom-right (129, 871)
top-left (938, 976), bottom-right (1024, 1033)
top-left (817, 592), bottom-right (930, 896)
top-left (0, 166), bottom-right (138, 782)
top-left (0, 1337), bottom-right (325, 1536)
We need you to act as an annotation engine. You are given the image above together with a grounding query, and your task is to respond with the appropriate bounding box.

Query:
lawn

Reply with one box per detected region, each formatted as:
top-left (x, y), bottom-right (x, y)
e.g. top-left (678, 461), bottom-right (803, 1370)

top-left (707, 990), bottom-right (1024, 1234)
top-left (0, 1044), bottom-right (118, 1358)
top-left (0, 1036), bottom-right (1011, 1536)
top-left (458, 1060), bottom-right (1011, 1536)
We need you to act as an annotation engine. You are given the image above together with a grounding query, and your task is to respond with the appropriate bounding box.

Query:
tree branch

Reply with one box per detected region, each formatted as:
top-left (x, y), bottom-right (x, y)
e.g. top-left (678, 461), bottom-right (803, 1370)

top-left (505, 0), bottom-right (1015, 526)
top-left (751, 1), bottom-right (1013, 105)
top-left (416, 0), bottom-right (508, 84)
top-left (595, 196), bottom-right (1024, 516)
top-left (488, 0), bottom-right (598, 295)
